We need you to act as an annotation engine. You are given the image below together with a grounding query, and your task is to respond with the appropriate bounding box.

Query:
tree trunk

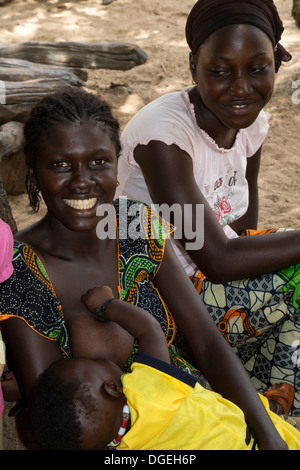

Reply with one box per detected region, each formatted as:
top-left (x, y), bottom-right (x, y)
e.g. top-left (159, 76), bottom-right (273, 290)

top-left (0, 57), bottom-right (87, 82)
top-left (0, 41), bottom-right (147, 70)
top-left (0, 79), bottom-right (79, 124)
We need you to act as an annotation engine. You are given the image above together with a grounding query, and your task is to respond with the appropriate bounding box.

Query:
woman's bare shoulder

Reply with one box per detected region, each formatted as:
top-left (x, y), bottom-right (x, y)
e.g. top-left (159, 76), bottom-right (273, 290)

top-left (14, 218), bottom-right (47, 249)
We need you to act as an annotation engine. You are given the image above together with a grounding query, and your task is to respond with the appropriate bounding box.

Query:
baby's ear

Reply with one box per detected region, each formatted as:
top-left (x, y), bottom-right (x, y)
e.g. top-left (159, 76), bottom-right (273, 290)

top-left (103, 380), bottom-right (123, 399)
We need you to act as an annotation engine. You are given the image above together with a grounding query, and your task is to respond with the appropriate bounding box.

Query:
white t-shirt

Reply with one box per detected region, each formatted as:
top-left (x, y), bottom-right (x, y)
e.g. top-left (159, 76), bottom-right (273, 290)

top-left (116, 88), bottom-right (269, 275)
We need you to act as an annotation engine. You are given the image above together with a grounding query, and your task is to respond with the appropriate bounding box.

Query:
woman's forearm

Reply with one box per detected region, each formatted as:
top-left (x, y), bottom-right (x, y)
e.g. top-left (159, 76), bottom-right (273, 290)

top-left (188, 326), bottom-right (287, 449)
top-left (187, 228), bottom-right (300, 283)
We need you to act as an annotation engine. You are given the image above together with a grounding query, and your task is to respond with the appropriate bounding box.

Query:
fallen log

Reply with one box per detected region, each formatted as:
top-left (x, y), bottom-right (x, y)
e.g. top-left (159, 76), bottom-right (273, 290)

top-left (0, 57), bottom-right (87, 83)
top-left (4, 77), bottom-right (83, 103)
top-left (0, 41), bottom-right (147, 70)
top-left (0, 78), bottom-right (80, 124)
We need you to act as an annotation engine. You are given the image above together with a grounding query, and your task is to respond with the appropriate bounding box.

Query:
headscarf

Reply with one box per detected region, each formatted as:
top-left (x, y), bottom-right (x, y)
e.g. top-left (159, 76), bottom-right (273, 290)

top-left (185, 0), bottom-right (291, 72)
top-left (0, 218), bottom-right (13, 283)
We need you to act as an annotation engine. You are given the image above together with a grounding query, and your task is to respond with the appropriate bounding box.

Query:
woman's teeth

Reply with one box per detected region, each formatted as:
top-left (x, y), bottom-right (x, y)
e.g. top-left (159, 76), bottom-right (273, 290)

top-left (63, 198), bottom-right (97, 210)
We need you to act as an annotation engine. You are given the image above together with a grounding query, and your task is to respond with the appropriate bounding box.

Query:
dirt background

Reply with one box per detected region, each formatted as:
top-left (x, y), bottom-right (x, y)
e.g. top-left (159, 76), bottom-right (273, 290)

top-left (0, 0), bottom-right (299, 450)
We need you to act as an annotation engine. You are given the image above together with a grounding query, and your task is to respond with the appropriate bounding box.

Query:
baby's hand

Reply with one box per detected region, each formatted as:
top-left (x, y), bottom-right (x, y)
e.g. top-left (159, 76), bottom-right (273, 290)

top-left (81, 285), bottom-right (114, 314)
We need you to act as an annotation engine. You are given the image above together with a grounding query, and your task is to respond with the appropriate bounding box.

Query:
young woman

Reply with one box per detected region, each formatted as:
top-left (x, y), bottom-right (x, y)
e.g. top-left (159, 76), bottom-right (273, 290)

top-left (0, 88), bottom-right (293, 449)
top-left (115, 0), bottom-right (300, 416)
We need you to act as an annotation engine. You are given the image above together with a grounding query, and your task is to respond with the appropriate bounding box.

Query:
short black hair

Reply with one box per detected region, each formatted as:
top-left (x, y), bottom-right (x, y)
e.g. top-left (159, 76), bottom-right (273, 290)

top-left (30, 362), bottom-right (94, 450)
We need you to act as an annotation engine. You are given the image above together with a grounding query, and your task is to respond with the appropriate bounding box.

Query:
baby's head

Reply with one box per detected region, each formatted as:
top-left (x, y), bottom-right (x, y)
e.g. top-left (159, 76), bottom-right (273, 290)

top-left (30, 357), bottom-right (124, 450)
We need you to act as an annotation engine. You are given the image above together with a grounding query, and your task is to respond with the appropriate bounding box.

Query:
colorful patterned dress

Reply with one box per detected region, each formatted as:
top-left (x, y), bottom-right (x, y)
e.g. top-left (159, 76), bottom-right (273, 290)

top-left (191, 228), bottom-right (300, 417)
top-left (0, 199), bottom-right (197, 374)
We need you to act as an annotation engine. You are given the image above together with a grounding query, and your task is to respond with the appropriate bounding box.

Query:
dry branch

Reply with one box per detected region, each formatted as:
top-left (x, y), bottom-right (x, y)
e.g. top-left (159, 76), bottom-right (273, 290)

top-left (0, 57), bottom-right (87, 82)
top-left (0, 41), bottom-right (147, 70)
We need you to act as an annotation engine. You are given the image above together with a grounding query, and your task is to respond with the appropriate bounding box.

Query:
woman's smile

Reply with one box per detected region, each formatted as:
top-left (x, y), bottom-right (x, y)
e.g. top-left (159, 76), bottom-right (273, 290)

top-left (63, 197), bottom-right (98, 211)
top-left (224, 100), bottom-right (257, 116)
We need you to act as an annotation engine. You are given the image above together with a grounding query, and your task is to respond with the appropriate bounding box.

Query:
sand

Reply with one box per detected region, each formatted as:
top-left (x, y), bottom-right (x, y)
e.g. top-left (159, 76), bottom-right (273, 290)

top-left (0, 0), bottom-right (298, 231)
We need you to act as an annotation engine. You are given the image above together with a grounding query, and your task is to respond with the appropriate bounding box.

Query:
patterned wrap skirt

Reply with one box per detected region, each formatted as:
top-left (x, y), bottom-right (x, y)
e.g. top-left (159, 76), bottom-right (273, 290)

top-left (190, 228), bottom-right (300, 417)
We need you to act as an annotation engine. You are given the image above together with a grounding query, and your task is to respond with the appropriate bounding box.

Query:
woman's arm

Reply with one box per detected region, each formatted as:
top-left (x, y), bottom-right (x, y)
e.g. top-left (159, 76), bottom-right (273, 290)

top-left (134, 141), bottom-right (300, 282)
top-left (1, 318), bottom-right (62, 407)
top-left (230, 147), bottom-right (261, 234)
top-left (153, 239), bottom-right (288, 450)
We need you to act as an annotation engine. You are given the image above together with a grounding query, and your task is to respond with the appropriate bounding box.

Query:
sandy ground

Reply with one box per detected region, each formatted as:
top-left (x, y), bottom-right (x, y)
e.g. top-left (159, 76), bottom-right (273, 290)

top-left (0, 0), bottom-right (299, 450)
top-left (0, 0), bottom-right (298, 231)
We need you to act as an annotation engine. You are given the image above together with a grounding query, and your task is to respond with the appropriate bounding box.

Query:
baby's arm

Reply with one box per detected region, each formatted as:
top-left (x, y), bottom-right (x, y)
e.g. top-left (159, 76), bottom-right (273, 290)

top-left (81, 286), bottom-right (170, 363)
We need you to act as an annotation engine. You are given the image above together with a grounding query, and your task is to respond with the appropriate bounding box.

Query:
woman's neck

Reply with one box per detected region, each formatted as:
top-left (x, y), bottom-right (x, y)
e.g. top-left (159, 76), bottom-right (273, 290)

top-left (188, 86), bottom-right (238, 149)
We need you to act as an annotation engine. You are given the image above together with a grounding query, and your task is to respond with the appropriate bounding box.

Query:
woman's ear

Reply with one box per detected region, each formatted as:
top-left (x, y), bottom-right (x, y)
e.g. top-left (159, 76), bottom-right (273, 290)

top-left (103, 380), bottom-right (123, 399)
top-left (189, 52), bottom-right (197, 83)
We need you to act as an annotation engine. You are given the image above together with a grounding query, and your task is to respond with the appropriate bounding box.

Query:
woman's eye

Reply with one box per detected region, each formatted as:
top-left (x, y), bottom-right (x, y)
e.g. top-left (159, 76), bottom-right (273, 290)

top-left (90, 158), bottom-right (106, 167)
top-left (52, 161), bottom-right (70, 169)
top-left (250, 65), bottom-right (267, 74)
top-left (211, 69), bottom-right (229, 77)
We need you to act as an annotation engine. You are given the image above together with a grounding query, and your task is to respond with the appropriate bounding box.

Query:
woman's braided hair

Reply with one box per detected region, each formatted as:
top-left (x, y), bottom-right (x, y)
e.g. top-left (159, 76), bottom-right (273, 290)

top-left (23, 87), bottom-right (121, 212)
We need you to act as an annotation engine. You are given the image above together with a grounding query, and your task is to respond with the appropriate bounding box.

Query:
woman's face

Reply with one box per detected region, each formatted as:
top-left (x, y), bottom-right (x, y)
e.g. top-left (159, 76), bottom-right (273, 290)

top-left (190, 24), bottom-right (275, 132)
top-left (31, 122), bottom-right (118, 232)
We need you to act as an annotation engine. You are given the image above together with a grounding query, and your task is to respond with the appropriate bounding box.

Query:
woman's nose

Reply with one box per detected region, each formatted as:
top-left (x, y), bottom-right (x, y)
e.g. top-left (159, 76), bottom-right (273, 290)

top-left (228, 75), bottom-right (252, 96)
top-left (69, 164), bottom-right (93, 190)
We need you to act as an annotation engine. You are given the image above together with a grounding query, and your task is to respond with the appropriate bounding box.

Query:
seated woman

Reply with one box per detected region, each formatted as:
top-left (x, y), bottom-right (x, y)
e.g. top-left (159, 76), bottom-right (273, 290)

top-left (0, 88), bottom-right (295, 450)
top-left (115, 0), bottom-right (300, 416)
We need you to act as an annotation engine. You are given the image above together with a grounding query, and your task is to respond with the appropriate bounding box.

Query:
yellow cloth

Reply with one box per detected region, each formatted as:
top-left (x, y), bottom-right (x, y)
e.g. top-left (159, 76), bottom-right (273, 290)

top-left (118, 353), bottom-right (300, 450)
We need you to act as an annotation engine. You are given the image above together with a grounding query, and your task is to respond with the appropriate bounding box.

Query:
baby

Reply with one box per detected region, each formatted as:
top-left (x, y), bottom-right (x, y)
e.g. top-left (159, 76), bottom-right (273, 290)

top-left (30, 286), bottom-right (300, 450)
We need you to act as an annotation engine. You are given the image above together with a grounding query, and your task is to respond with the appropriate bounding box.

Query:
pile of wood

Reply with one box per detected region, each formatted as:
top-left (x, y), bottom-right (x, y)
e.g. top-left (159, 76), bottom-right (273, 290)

top-left (0, 41), bottom-right (147, 194)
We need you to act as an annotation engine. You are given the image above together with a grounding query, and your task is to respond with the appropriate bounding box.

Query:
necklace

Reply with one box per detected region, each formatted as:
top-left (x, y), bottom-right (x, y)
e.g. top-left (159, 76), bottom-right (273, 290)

top-left (108, 397), bottom-right (130, 447)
